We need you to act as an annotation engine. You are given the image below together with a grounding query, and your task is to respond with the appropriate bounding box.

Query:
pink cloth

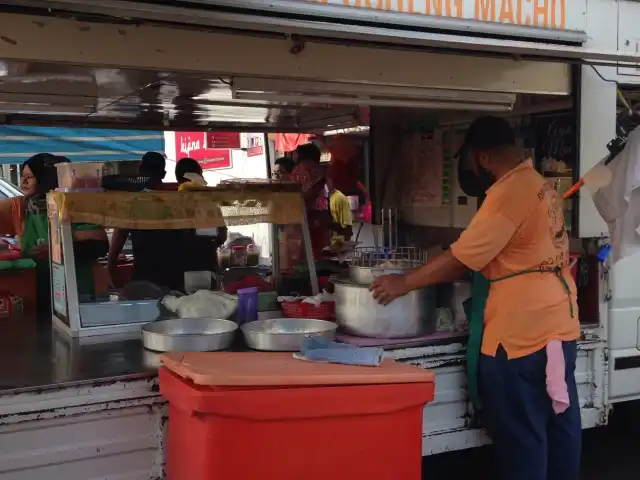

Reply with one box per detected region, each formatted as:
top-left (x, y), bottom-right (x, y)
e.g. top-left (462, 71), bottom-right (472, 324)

top-left (546, 340), bottom-right (570, 414)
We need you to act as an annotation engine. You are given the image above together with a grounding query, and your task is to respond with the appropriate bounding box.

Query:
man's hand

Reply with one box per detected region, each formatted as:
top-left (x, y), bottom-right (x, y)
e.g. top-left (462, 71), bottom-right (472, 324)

top-left (369, 274), bottom-right (410, 305)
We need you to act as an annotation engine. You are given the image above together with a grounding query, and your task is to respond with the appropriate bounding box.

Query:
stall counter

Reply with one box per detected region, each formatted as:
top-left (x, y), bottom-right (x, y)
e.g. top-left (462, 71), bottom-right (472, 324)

top-left (0, 316), bottom-right (164, 480)
top-left (0, 315), bottom-right (470, 479)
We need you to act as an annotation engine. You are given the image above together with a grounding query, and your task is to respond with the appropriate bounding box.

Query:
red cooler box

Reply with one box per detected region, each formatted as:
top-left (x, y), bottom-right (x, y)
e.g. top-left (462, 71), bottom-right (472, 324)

top-left (160, 352), bottom-right (435, 480)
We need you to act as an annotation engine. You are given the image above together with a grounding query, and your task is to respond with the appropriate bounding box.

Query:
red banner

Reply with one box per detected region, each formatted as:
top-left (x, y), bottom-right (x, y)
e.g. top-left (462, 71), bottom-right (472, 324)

top-left (175, 131), bottom-right (206, 159)
top-left (189, 148), bottom-right (232, 170)
top-left (275, 133), bottom-right (312, 152)
top-left (207, 132), bottom-right (241, 149)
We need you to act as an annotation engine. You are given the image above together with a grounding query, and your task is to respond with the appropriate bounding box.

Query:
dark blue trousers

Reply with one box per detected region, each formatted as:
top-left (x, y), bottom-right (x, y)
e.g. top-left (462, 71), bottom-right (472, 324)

top-left (479, 341), bottom-right (581, 480)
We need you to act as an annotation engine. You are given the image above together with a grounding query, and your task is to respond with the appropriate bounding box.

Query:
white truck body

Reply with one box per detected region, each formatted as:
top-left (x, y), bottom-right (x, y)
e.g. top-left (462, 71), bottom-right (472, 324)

top-left (0, 1), bottom-right (638, 477)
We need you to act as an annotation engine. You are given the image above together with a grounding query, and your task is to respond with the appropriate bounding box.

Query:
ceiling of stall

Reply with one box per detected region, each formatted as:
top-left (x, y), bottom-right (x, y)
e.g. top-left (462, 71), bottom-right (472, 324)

top-left (0, 5), bottom-right (575, 132)
top-left (0, 60), bottom-right (365, 132)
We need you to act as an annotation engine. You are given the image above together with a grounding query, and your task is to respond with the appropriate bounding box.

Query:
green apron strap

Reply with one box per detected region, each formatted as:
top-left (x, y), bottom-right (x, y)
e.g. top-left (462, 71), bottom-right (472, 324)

top-left (466, 271), bottom-right (490, 410)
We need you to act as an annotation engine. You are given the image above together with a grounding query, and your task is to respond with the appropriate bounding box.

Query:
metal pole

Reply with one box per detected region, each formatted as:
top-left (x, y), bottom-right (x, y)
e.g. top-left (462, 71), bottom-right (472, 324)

top-left (264, 133), bottom-right (282, 291)
top-left (394, 207), bottom-right (399, 248)
top-left (300, 199), bottom-right (319, 296)
top-left (387, 208), bottom-right (393, 249)
top-left (60, 220), bottom-right (82, 334)
top-left (271, 225), bottom-right (281, 292)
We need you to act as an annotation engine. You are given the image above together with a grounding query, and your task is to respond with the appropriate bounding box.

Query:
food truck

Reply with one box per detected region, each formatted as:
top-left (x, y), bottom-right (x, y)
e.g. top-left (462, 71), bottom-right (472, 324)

top-left (0, 0), bottom-right (638, 477)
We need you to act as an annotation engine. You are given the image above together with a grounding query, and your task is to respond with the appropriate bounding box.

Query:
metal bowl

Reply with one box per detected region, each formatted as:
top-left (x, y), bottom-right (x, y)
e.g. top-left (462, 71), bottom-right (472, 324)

top-left (141, 318), bottom-right (238, 352)
top-left (241, 318), bottom-right (337, 351)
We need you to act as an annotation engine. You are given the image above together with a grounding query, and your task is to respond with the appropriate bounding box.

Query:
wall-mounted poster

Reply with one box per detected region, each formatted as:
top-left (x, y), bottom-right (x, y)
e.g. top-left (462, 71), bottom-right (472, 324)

top-left (534, 112), bottom-right (575, 175)
top-left (401, 130), bottom-right (444, 208)
top-left (52, 262), bottom-right (67, 318)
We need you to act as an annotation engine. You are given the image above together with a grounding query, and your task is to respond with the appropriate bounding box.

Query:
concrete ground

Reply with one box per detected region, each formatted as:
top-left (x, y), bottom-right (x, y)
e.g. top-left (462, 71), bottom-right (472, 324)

top-left (422, 409), bottom-right (639, 479)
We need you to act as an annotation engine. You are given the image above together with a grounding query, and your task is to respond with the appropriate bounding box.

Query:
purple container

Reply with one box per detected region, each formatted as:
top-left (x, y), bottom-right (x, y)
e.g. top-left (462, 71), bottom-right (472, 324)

top-left (236, 287), bottom-right (259, 325)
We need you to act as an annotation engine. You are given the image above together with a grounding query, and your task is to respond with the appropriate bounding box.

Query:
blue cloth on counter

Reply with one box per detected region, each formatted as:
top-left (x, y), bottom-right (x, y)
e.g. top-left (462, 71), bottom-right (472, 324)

top-left (301, 336), bottom-right (358, 353)
top-left (298, 337), bottom-right (384, 367)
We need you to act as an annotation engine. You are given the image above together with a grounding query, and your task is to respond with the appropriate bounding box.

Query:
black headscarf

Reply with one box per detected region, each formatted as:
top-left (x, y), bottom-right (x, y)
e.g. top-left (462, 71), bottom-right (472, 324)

top-left (22, 153), bottom-right (70, 214)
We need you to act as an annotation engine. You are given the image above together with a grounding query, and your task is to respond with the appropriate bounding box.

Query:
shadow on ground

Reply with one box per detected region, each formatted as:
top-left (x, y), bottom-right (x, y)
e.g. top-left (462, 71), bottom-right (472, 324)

top-left (422, 406), bottom-right (640, 479)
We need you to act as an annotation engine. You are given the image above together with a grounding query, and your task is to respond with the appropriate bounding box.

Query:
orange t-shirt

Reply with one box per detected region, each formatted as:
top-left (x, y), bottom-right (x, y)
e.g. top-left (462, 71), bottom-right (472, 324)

top-left (450, 160), bottom-right (580, 359)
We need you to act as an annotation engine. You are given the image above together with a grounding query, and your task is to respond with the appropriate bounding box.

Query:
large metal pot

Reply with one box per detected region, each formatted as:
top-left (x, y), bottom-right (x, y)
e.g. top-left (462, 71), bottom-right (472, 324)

top-left (332, 278), bottom-right (437, 338)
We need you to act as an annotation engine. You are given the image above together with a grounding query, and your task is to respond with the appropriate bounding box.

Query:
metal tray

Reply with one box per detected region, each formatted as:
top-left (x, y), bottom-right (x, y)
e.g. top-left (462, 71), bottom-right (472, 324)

top-left (241, 318), bottom-right (337, 352)
top-left (141, 318), bottom-right (238, 352)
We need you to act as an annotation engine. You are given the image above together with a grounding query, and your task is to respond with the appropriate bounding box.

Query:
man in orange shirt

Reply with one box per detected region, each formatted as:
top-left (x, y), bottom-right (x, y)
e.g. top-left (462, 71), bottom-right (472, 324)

top-left (371, 116), bottom-right (581, 480)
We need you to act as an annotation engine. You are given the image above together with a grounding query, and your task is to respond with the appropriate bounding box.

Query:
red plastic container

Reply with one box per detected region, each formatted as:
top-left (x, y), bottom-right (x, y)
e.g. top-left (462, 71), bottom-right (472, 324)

top-left (280, 298), bottom-right (336, 320)
top-left (160, 353), bottom-right (435, 480)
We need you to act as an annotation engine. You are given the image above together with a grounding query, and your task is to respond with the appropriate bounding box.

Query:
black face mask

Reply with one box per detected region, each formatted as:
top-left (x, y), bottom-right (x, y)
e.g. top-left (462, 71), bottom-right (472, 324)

top-left (457, 151), bottom-right (495, 198)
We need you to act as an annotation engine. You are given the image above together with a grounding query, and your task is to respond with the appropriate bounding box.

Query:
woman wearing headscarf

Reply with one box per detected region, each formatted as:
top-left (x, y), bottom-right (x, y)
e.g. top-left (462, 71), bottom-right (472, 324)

top-left (0, 153), bottom-right (108, 310)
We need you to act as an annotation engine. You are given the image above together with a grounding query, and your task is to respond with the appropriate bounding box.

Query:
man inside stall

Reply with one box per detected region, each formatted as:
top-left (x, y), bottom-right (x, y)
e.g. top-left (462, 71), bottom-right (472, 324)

top-left (174, 157), bottom-right (227, 284)
top-left (272, 157), bottom-right (296, 182)
top-left (280, 152), bottom-right (352, 247)
top-left (107, 152), bottom-right (187, 290)
top-left (370, 116), bottom-right (581, 480)
top-left (326, 177), bottom-right (353, 248)
top-left (292, 143), bottom-right (330, 258)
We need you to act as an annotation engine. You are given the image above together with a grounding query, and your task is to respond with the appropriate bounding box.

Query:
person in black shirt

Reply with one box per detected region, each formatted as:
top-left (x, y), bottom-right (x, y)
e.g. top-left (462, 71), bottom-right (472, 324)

top-left (175, 158), bottom-right (227, 277)
top-left (108, 152), bottom-right (186, 290)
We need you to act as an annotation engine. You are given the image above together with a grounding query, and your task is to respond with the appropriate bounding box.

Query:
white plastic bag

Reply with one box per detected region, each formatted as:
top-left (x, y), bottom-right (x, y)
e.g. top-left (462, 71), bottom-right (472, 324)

top-left (162, 290), bottom-right (238, 319)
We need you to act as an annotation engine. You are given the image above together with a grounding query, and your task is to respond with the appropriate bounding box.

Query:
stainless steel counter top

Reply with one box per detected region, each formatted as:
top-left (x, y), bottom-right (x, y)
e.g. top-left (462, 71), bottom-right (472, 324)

top-left (0, 315), bottom-right (158, 393)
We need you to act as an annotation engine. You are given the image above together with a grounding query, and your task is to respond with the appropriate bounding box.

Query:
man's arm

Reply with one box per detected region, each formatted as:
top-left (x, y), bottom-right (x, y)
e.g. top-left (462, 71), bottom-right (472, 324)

top-left (406, 250), bottom-right (469, 290)
top-left (370, 250), bottom-right (468, 304)
top-left (371, 209), bottom-right (517, 304)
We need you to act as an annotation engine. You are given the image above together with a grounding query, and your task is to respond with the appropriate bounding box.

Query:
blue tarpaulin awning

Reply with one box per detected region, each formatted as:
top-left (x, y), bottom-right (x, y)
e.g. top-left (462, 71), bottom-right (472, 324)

top-left (0, 126), bottom-right (164, 164)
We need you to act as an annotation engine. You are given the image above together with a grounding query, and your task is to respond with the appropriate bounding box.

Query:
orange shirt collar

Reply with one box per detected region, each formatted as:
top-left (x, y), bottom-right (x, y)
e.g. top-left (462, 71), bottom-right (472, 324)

top-left (486, 159), bottom-right (533, 195)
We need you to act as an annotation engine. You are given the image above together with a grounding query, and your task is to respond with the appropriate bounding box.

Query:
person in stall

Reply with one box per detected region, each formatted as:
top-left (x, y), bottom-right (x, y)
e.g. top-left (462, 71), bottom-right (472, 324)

top-left (107, 152), bottom-right (187, 291)
top-left (174, 157), bottom-right (227, 282)
top-left (326, 134), bottom-right (360, 197)
top-left (326, 177), bottom-right (353, 249)
top-left (371, 116), bottom-right (581, 480)
top-left (0, 153), bottom-right (108, 310)
top-left (271, 156), bottom-right (304, 270)
top-left (292, 143), bottom-right (331, 258)
top-left (271, 157), bottom-right (296, 182)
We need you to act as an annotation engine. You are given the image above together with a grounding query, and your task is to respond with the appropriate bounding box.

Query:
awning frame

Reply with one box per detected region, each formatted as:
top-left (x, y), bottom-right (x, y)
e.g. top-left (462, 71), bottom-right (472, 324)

top-left (1, 0), bottom-right (588, 44)
top-left (1, 0), bottom-right (636, 66)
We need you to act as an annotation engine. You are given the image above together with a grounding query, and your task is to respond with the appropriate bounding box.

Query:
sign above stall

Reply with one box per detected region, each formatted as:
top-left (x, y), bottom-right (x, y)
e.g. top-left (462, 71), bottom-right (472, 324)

top-left (207, 132), bottom-right (242, 149)
top-left (175, 131), bottom-right (206, 159)
top-left (190, 148), bottom-right (233, 170)
top-left (307, 0), bottom-right (586, 31)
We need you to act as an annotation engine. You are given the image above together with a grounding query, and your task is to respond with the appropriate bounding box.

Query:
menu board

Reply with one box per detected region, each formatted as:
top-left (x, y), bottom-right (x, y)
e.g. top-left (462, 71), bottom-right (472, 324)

top-left (534, 112), bottom-right (575, 175)
top-left (401, 131), bottom-right (444, 208)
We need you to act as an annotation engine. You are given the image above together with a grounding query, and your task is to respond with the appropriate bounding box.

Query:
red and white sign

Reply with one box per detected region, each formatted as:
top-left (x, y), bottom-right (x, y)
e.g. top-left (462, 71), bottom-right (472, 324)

top-left (207, 132), bottom-right (241, 149)
top-left (304, 0), bottom-right (584, 31)
top-left (175, 132), bottom-right (206, 158)
top-left (247, 134), bottom-right (264, 157)
top-left (189, 148), bottom-right (232, 170)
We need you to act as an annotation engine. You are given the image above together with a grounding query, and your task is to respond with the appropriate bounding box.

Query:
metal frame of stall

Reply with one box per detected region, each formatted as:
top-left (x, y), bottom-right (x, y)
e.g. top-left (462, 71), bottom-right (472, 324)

top-left (47, 186), bottom-right (319, 338)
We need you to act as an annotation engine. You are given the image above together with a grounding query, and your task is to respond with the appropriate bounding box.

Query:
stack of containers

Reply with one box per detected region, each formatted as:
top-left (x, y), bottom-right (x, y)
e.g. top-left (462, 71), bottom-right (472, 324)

top-left (160, 351), bottom-right (435, 480)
